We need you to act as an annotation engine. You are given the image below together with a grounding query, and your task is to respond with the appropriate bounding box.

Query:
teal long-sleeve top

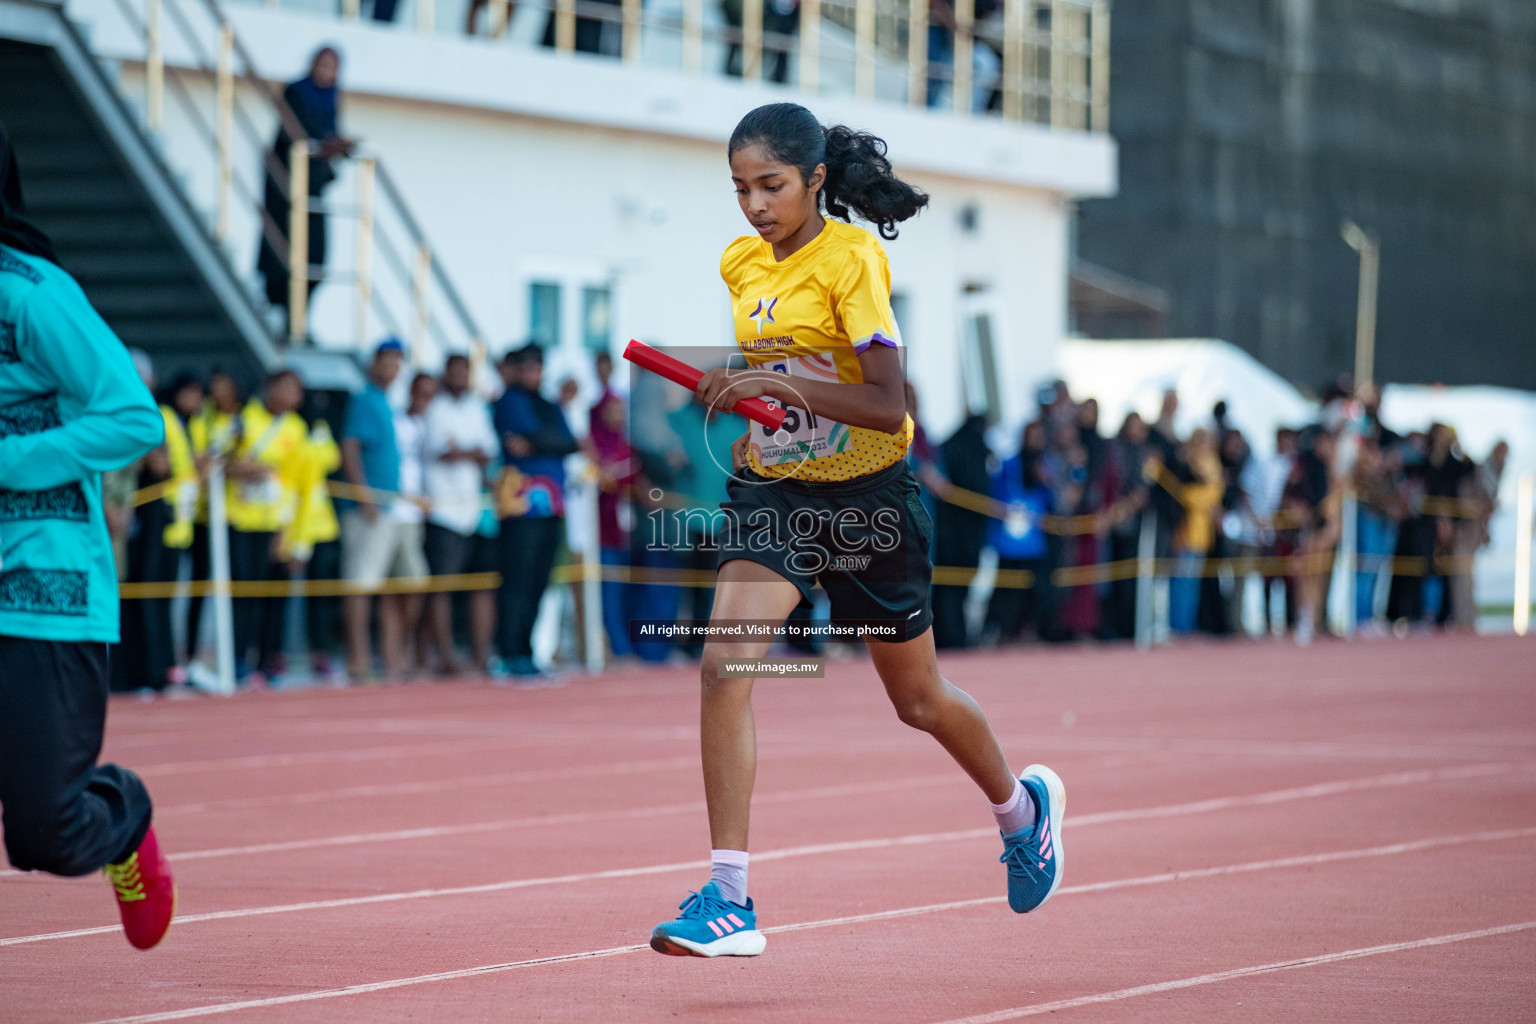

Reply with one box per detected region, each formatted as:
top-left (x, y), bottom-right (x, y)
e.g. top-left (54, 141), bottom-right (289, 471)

top-left (0, 246), bottom-right (164, 644)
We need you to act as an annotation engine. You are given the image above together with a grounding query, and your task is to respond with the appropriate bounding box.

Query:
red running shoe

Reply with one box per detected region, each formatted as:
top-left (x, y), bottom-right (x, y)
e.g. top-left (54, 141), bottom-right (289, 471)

top-left (103, 826), bottom-right (176, 950)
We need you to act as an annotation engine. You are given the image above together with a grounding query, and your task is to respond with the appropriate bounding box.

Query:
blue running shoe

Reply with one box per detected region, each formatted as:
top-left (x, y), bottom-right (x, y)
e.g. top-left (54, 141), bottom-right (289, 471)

top-left (1000, 764), bottom-right (1065, 913)
top-left (649, 882), bottom-right (766, 957)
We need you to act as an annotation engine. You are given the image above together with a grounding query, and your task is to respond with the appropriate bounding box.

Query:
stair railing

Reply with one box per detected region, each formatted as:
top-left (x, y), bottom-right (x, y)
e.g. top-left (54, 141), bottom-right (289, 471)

top-left (103, 0), bottom-right (488, 370)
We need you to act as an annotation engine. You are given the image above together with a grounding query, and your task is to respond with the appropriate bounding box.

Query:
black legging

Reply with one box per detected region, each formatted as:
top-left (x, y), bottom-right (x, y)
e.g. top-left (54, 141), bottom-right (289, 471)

top-left (305, 538), bottom-right (342, 659)
top-left (116, 501), bottom-right (178, 691)
top-left (0, 637), bottom-right (152, 876)
top-left (985, 556), bottom-right (1042, 642)
top-left (496, 516), bottom-right (565, 661)
top-left (229, 528), bottom-right (285, 674)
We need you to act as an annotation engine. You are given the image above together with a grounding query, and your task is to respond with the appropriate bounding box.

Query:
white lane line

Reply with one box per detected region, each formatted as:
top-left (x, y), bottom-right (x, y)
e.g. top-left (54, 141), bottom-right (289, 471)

top-left (75, 829), bottom-right (1536, 1024)
top-left (1000, 733), bottom-right (1536, 763)
top-left (128, 726), bottom-right (1536, 781)
top-left (133, 739), bottom-right (519, 777)
top-left (3, 761), bottom-right (1507, 879)
top-left (165, 775), bottom-right (958, 862)
top-left (153, 756), bottom-right (702, 817)
top-left (83, 944), bottom-right (656, 1023)
top-left (130, 761), bottom-right (1536, 864)
top-left (927, 921), bottom-right (1536, 1024)
top-left (2, 761), bottom-right (1527, 947)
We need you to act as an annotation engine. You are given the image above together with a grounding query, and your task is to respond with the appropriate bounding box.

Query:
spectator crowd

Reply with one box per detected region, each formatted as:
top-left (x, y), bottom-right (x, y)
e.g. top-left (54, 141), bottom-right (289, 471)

top-left (103, 339), bottom-right (736, 693)
top-left (908, 377), bottom-right (1509, 651)
top-left (102, 345), bottom-right (1510, 695)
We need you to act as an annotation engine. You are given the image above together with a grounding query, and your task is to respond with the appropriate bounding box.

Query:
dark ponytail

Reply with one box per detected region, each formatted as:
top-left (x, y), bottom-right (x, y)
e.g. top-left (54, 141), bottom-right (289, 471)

top-left (728, 103), bottom-right (929, 240)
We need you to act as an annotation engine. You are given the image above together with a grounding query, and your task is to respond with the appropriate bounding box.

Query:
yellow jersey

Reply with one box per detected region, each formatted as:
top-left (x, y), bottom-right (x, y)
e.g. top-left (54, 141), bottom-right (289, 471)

top-left (225, 399), bottom-right (308, 534)
top-left (159, 406), bottom-right (198, 549)
top-left (722, 219), bottom-right (912, 483)
top-left (282, 419), bottom-right (342, 560)
top-left (188, 405), bottom-right (239, 525)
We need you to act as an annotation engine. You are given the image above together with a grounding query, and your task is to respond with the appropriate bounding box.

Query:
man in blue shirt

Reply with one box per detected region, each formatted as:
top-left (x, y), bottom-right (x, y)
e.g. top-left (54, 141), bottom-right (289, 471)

top-left (492, 344), bottom-right (576, 676)
top-left (340, 338), bottom-right (407, 679)
top-left (0, 124), bottom-right (175, 949)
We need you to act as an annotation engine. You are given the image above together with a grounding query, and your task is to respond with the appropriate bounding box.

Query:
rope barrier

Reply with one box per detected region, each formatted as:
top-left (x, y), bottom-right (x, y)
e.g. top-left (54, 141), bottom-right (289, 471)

top-left (115, 451), bottom-right (1493, 603)
top-left (116, 549), bottom-right (1476, 600)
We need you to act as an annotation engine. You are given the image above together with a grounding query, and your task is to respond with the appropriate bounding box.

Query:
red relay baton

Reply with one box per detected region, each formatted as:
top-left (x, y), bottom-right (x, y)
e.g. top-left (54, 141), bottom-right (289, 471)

top-left (623, 340), bottom-right (787, 431)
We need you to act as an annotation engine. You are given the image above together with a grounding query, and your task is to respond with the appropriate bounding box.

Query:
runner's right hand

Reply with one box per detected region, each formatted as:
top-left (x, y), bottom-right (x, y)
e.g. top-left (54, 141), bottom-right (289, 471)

top-left (731, 432), bottom-right (749, 472)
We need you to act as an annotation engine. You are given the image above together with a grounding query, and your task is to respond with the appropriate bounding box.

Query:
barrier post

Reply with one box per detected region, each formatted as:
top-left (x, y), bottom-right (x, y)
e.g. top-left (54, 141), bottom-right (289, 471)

top-left (215, 27), bottom-right (233, 242)
top-left (622, 0), bottom-right (642, 62)
top-left (287, 142), bottom-right (309, 343)
top-left (953, 0), bottom-right (974, 114)
top-left (581, 469), bottom-right (604, 673)
top-left (145, 0), bottom-right (163, 131)
top-left (354, 156), bottom-right (375, 346)
top-left (1134, 508), bottom-right (1155, 649)
top-left (907, 0), bottom-right (927, 106)
top-left (1516, 473), bottom-right (1532, 637)
top-left (411, 243), bottom-right (431, 358)
top-left (1002, 0), bottom-right (1024, 121)
top-left (1336, 488), bottom-right (1358, 636)
top-left (799, 0), bottom-right (819, 90)
top-left (206, 461), bottom-right (237, 695)
top-left (1049, 0), bottom-right (1066, 127)
top-left (683, 0), bottom-right (704, 71)
top-left (1090, 0), bottom-right (1110, 131)
top-left (742, 0), bottom-right (764, 80)
top-left (556, 0), bottom-right (577, 51)
top-left (855, 0), bottom-right (876, 98)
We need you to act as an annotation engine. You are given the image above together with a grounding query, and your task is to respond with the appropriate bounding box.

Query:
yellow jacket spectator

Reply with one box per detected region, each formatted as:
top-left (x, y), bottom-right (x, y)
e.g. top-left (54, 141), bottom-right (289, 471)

top-left (283, 419), bottom-right (341, 562)
top-left (158, 405), bottom-right (198, 549)
top-left (188, 373), bottom-right (244, 525)
top-left (1175, 431), bottom-right (1225, 555)
top-left (225, 370), bottom-right (307, 683)
top-left (226, 393), bottom-right (308, 535)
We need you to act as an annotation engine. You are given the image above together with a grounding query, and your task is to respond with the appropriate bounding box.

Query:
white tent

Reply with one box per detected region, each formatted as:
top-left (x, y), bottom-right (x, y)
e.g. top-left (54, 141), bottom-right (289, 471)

top-left (1056, 339), bottom-right (1317, 457)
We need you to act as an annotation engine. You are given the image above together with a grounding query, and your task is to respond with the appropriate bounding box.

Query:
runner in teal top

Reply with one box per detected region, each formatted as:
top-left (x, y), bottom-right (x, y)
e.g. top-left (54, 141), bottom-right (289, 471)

top-left (0, 121), bottom-right (177, 951)
top-left (0, 244), bottom-right (164, 642)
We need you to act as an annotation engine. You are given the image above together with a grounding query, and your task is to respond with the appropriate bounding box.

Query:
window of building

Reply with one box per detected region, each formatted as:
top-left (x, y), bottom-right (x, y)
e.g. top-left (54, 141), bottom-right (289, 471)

top-left (582, 285), bottom-right (613, 354)
top-left (529, 281), bottom-right (562, 350)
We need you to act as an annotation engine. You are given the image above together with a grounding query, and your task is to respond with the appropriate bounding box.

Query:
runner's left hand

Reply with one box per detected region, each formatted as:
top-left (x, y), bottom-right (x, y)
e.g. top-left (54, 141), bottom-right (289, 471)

top-left (695, 368), bottom-right (776, 411)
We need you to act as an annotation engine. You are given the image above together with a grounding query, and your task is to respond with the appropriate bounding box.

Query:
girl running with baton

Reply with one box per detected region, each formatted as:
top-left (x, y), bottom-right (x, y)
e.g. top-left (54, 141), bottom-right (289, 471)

top-left (648, 103), bottom-right (1064, 958)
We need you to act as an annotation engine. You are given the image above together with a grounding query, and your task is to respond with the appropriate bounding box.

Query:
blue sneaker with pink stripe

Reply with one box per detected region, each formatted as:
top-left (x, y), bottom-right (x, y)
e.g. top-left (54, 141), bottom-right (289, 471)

top-left (649, 882), bottom-right (766, 957)
top-left (1000, 764), bottom-right (1066, 913)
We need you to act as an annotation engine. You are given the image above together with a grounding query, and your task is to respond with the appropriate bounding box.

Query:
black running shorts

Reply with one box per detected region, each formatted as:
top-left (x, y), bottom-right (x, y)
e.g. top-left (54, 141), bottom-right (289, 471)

top-left (715, 460), bottom-right (934, 642)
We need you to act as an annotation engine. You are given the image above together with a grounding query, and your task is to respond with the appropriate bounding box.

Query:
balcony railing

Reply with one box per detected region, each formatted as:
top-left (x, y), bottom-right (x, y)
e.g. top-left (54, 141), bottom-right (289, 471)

top-left (116, 0), bottom-right (488, 364)
top-left (221, 0), bottom-right (1109, 130)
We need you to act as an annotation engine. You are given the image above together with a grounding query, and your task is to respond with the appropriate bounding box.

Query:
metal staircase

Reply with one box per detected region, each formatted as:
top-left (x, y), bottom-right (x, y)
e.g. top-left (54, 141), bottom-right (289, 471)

top-left (0, 0), bottom-right (483, 374)
top-left (0, 12), bottom-right (277, 372)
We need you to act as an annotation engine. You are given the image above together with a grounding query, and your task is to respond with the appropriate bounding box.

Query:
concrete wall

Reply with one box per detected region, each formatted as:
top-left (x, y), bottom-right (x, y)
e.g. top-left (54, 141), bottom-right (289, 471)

top-left (1076, 0), bottom-right (1536, 392)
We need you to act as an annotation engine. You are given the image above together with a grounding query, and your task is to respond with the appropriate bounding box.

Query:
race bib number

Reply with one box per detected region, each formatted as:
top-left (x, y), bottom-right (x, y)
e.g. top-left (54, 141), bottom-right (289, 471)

top-left (754, 356), bottom-right (852, 467)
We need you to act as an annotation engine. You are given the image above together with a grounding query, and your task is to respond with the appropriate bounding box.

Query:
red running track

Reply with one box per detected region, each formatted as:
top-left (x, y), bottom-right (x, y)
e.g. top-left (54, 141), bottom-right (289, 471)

top-left (2, 634), bottom-right (1535, 1023)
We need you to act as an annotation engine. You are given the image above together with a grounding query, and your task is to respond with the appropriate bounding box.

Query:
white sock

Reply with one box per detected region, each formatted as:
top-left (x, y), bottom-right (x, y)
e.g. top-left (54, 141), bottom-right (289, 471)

top-left (990, 777), bottom-right (1037, 836)
top-left (710, 849), bottom-right (749, 905)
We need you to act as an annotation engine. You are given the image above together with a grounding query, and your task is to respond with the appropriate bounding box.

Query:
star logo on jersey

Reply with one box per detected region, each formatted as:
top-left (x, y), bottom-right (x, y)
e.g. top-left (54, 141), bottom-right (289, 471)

top-left (749, 297), bottom-right (778, 335)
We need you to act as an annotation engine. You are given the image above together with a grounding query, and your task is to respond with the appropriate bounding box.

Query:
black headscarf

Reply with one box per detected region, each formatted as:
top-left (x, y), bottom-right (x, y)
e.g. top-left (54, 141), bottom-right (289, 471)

top-left (0, 121), bottom-right (58, 265)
